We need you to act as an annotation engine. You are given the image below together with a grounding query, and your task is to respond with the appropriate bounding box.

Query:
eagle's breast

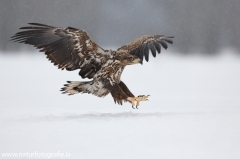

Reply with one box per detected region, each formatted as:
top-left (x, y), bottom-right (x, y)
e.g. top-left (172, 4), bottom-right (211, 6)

top-left (94, 58), bottom-right (124, 86)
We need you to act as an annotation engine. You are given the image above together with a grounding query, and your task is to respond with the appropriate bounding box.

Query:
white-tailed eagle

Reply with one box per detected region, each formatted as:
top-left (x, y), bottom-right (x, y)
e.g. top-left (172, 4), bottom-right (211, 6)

top-left (11, 23), bottom-right (173, 109)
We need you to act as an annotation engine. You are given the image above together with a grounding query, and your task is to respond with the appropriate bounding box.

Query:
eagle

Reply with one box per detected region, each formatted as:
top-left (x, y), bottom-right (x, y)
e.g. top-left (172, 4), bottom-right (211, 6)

top-left (11, 23), bottom-right (173, 109)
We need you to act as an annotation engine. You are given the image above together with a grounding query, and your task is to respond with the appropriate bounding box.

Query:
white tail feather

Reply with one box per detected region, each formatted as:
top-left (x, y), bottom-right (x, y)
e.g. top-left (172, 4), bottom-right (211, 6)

top-left (60, 80), bottom-right (109, 97)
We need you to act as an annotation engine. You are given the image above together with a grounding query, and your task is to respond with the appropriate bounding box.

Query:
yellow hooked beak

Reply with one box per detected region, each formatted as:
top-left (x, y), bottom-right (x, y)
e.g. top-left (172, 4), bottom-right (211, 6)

top-left (132, 58), bottom-right (142, 64)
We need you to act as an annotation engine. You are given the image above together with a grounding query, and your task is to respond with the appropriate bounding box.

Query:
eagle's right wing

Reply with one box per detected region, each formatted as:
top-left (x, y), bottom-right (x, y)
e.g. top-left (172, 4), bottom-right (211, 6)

top-left (11, 23), bottom-right (109, 79)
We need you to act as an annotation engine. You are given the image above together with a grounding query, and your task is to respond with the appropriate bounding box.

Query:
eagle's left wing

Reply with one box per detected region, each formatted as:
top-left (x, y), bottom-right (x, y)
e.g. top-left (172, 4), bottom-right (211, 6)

top-left (11, 23), bottom-right (108, 79)
top-left (117, 35), bottom-right (173, 62)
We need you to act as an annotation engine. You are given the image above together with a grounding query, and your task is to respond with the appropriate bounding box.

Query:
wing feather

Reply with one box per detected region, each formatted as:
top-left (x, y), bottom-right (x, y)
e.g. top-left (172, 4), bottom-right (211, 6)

top-left (158, 40), bottom-right (168, 49)
top-left (148, 43), bottom-right (156, 57)
top-left (11, 23), bottom-right (108, 79)
top-left (152, 41), bottom-right (161, 53)
top-left (117, 35), bottom-right (173, 62)
top-left (143, 44), bottom-right (149, 62)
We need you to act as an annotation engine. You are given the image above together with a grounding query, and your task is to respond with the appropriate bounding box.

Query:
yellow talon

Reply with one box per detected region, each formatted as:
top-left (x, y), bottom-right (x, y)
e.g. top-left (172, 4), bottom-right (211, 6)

top-left (127, 95), bottom-right (150, 109)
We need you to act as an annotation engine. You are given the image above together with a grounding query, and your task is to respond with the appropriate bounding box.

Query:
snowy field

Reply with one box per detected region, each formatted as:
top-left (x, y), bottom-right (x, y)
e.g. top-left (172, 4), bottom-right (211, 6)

top-left (0, 50), bottom-right (240, 159)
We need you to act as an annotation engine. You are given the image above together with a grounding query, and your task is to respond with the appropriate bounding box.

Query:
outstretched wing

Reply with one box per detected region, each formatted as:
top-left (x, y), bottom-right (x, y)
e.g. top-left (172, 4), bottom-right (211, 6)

top-left (11, 23), bottom-right (108, 79)
top-left (117, 35), bottom-right (173, 62)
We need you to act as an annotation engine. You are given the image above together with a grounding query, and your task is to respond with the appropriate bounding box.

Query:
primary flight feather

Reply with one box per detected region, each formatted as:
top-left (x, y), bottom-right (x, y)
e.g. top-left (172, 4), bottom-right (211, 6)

top-left (11, 23), bottom-right (173, 109)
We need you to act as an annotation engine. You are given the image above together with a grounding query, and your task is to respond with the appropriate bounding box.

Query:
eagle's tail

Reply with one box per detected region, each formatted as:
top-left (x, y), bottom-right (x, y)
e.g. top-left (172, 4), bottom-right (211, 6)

top-left (60, 81), bottom-right (91, 95)
top-left (60, 81), bottom-right (109, 97)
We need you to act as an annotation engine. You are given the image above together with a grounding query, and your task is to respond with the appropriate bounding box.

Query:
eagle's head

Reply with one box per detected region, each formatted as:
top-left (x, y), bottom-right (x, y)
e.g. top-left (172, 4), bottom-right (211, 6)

top-left (114, 52), bottom-right (142, 65)
top-left (131, 56), bottom-right (142, 65)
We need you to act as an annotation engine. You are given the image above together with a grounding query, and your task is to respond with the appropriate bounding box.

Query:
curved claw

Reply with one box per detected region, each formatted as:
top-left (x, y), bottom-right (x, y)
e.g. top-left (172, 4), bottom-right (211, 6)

top-left (128, 95), bottom-right (149, 109)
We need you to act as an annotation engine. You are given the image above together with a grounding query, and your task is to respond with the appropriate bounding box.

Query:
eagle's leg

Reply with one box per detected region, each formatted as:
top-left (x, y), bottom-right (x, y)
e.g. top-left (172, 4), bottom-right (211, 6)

top-left (136, 101), bottom-right (140, 109)
top-left (127, 96), bottom-right (148, 109)
top-left (131, 100), bottom-right (136, 109)
top-left (119, 81), bottom-right (150, 108)
top-left (119, 81), bottom-right (136, 108)
top-left (127, 97), bottom-right (136, 109)
top-left (127, 95), bottom-right (149, 108)
top-left (133, 95), bottom-right (150, 108)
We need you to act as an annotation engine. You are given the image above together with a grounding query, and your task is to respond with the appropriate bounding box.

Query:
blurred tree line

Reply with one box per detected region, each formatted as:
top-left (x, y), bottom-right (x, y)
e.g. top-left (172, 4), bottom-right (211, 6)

top-left (0, 0), bottom-right (239, 54)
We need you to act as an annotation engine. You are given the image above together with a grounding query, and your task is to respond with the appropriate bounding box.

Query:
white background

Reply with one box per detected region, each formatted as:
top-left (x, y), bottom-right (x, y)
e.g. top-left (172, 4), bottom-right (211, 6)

top-left (0, 51), bottom-right (240, 159)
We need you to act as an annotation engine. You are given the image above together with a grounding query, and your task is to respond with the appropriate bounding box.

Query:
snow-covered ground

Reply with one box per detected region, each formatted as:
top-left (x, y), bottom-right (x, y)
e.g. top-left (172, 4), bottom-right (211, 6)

top-left (0, 51), bottom-right (240, 159)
